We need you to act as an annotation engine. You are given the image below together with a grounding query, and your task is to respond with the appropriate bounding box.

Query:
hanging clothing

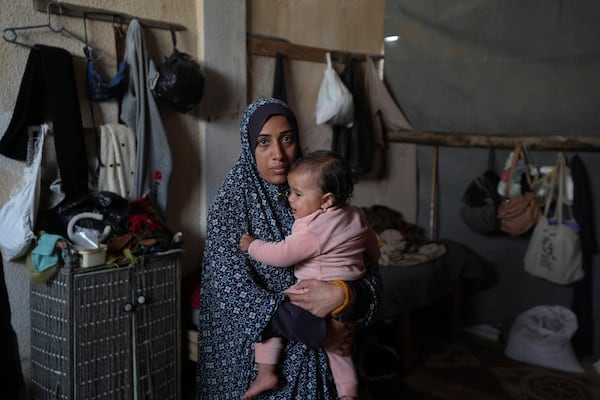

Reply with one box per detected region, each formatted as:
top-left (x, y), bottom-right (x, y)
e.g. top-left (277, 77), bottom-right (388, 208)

top-left (332, 57), bottom-right (373, 176)
top-left (363, 56), bottom-right (413, 179)
top-left (120, 19), bottom-right (172, 216)
top-left (97, 124), bottom-right (136, 201)
top-left (357, 56), bottom-right (417, 221)
top-left (570, 155), bottom-right (597, 357)
top-left (272, 52), bottom-right (287, 102)
top-left (0, 45), bottom-right (89, 199)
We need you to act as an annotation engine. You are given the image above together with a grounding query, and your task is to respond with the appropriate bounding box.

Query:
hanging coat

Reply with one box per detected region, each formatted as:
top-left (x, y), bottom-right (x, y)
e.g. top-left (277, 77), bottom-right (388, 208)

top-left (570, 155), bottom-right (597, 357)
top-left (363, 56), bottom-right (413, 179)
top-left (120, 19), bottom-right (172, 216)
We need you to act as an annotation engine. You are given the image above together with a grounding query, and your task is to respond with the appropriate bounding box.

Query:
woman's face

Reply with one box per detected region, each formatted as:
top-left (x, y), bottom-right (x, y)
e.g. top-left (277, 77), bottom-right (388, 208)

top-left (254, 115), bottom-right (298, 185)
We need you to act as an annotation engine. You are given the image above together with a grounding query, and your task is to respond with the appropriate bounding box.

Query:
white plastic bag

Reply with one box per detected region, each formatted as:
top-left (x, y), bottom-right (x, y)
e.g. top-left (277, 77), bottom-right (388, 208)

top-left (315, 52), bottom-right (354, 127)
top-left (504, 305), bottom-right (583, 373)
top-left (0, 124), bottom-right (48, 260)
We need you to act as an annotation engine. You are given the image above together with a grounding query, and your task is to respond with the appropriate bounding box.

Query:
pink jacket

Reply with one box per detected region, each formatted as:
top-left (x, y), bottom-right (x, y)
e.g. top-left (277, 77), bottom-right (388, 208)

top-left (248, 205), bottom-right (380, 281)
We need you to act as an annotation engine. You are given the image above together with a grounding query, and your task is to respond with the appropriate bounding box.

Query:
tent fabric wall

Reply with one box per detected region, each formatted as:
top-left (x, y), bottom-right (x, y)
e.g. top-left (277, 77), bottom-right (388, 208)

top-left (383, 1), bottom-right (600, 135)
top-left (383, 0), bottom-right (600, 357)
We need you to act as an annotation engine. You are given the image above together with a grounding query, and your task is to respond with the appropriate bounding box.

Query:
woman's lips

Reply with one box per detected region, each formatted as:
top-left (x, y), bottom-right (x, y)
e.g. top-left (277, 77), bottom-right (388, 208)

top-left (272, 165), bottom-right (288, 174)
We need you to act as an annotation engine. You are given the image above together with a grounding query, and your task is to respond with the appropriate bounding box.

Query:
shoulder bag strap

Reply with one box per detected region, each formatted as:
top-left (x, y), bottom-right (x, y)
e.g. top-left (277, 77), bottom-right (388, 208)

top-left (504, 142), bottom-right (522, 197)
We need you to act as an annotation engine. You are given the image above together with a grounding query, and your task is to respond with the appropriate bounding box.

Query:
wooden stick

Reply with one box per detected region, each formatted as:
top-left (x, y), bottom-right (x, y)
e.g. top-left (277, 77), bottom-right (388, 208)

top-left (388, 130), bottom-right (600, 151)
top-left (247, 34), bottom-right (383, 64)
top-left (429, 146), bottom-right (438, 241)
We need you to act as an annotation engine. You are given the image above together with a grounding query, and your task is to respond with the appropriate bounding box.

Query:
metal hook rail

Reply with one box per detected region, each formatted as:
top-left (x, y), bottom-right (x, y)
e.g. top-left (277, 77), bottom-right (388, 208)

top-left (3, 1), bottom-right (91, 57)
top-left (32, 0), bottom-right (186, 32)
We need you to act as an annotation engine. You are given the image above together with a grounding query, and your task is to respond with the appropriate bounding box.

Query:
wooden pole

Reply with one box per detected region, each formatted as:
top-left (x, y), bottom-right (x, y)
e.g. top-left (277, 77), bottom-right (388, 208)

top-left (428, 147), bottom-right (438, 241)
top-left (387, 130), bottom-right (600, 151)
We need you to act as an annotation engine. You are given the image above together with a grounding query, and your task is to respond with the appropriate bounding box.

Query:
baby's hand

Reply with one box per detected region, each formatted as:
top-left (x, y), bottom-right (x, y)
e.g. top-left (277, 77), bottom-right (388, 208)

top-left (240, 234), bottom-right (256, 252)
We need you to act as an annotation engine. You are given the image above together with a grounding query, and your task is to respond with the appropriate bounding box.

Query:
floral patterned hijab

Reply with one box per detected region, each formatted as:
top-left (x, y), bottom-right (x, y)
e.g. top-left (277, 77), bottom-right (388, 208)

top-left (234, 97), bottom-right (299, 278)
top-left (202, 98), bottom-right (300, 290)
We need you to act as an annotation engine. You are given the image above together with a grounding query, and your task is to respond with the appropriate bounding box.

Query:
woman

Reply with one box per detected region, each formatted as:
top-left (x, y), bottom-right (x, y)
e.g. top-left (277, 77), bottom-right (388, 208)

top-left (196, 98), bottom-right (382, 399)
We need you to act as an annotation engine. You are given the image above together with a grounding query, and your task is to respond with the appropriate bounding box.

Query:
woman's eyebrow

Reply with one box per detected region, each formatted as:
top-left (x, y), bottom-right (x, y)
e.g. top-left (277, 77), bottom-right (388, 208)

top-left (258, 129), bottom-right (294, 136)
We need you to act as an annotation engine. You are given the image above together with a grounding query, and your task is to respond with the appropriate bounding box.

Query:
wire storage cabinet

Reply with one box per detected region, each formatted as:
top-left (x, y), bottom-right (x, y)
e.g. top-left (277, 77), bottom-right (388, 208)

top-left (30, 250), bottom-right (182, 400)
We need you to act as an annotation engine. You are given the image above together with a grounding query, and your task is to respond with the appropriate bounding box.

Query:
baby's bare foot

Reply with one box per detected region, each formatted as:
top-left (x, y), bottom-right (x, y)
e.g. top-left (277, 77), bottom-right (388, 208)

top-left (243, 373), bottom-right (278, 399)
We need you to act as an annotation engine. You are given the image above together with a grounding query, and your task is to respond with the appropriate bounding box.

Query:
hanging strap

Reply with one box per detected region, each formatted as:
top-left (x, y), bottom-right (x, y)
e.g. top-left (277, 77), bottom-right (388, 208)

top-left (273, 52), bottom-right (287, 102)
top-left (170, 27), bottom-right (177, 50)
top-left (543, 152), bottom-right (574, 225)
top-left (114, 23), bottom-right (126, 124)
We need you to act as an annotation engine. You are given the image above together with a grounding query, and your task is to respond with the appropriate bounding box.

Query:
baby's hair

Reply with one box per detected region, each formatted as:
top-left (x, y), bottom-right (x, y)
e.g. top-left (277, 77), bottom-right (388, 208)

top-left (289, 150), bottom-right (354, 207)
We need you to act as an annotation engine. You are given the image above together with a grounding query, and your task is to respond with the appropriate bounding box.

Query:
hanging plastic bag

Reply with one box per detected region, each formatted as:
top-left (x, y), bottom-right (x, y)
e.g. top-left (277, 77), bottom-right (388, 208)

top-left (152, 29), bottom-right (205, 113)
top-left (0, 124), bottom-right (48, 260)
top-left (315, 52), bottom-right (354, 127)
top-left (460, 148), bottom-right (502, 234)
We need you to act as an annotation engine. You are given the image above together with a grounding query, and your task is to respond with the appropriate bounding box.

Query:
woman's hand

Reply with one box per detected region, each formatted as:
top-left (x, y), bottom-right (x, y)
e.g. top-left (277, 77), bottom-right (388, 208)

top-left (239, 234), bottom-right (255, 253)
top-left (323, 319), bottom-right (354, 356)
top-left (284, 279), bottom-right (345, 318)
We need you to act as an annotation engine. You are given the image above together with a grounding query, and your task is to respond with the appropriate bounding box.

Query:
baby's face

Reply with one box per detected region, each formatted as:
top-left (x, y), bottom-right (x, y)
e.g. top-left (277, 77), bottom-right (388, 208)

top-left (287, 170), bottom-right (325, 219)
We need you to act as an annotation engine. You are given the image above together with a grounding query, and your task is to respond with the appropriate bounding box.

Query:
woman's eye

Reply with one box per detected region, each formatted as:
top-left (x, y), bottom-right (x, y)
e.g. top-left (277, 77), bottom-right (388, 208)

top-left (257, 139), bottom-right (269, 146)
top-left (281, 135), bottom-right (295, 144)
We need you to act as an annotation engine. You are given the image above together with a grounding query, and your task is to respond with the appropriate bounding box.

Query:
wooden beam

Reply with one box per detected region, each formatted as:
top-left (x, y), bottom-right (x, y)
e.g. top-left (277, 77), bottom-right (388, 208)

top-left (387, 130), bottom-right (600, 151)
top-left (247, 34), bottom-right (383, 64)
top-left (33, 0), bottom-right (186, 31)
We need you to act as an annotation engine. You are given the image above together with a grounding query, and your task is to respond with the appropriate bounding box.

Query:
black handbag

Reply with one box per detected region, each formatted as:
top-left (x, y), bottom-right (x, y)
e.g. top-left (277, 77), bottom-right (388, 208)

top-left (460, 148), bottom-right (502, 234)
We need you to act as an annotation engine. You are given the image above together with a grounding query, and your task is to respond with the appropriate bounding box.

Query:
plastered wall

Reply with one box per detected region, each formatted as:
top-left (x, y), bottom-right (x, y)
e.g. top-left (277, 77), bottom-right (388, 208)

top-left (0, 0), bottom-right (203, 389)
top-left (1, 0), bottom-right (417, 393)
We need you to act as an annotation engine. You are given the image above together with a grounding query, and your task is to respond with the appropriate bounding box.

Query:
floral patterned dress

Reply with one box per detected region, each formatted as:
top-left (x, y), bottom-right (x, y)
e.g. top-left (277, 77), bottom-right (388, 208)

top-left (196, 98), bottom-right (381, 399)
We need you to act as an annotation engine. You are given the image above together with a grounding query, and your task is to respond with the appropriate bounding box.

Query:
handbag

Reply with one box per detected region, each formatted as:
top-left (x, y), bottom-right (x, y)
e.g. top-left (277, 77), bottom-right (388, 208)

top-left (524, 153), bottom-right (583, 285)
top-left (460, 147), bottom-right (502, 234)
top-left (497, 143), bottom-right (541, 236)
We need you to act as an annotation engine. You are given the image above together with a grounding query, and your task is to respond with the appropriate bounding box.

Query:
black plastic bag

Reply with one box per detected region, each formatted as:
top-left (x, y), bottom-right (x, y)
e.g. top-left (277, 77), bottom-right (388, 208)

top-left (39, 191), bottom-right (130, 239)
top-left (460, 148), bottom-right (502, 234)
top-left (153, 30), bottom-right (205, 113)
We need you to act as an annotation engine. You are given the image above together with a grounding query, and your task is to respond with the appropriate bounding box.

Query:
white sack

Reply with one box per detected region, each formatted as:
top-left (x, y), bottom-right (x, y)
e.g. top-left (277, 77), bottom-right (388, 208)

top-left (504, 305), bottom-right (584, 373)
top-left (315, 52), bottom-right (354, 127)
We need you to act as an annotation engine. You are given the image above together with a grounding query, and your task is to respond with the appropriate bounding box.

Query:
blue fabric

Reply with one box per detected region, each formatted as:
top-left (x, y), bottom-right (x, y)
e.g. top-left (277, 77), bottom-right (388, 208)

top-left (196, 98), bottom-right (336, 399)
top-left (87, 59), bottom-right (127, 102)
top-left (31, 233), bottom-right (63, 272)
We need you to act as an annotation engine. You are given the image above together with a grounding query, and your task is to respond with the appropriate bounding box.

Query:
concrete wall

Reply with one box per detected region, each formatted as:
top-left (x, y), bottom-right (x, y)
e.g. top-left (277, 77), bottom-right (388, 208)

top-left (0, 0), bottom-right (203, 390)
